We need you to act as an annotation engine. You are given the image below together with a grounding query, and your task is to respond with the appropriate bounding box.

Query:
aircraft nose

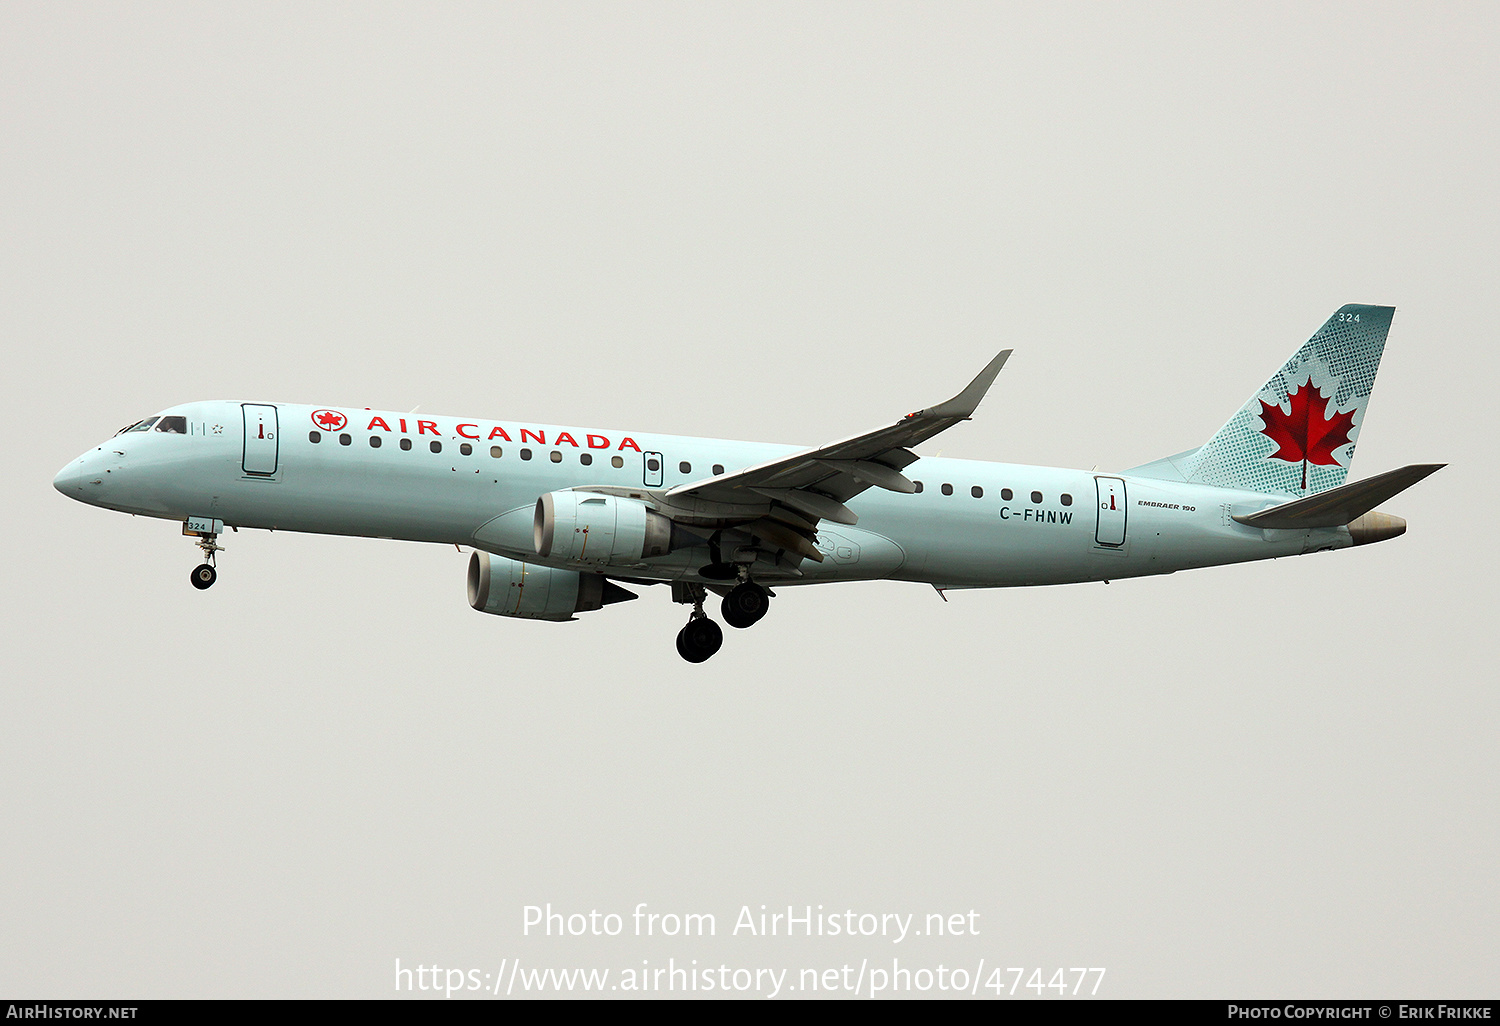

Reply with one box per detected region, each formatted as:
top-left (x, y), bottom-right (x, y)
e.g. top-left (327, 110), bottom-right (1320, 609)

top-left (54, 451), bottom-right (101, 497)
top-left (54, 459), bottom-right (86, 495)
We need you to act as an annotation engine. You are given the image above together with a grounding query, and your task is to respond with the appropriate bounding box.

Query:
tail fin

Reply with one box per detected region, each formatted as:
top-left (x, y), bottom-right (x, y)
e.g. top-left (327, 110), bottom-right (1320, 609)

top-left (1130, 304), bottom-right (1395, 495)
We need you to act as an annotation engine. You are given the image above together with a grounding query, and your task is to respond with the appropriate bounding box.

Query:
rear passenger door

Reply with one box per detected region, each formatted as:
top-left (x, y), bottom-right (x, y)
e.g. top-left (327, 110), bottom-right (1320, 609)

top-left (1094, 475), bottom-right (1126, 546)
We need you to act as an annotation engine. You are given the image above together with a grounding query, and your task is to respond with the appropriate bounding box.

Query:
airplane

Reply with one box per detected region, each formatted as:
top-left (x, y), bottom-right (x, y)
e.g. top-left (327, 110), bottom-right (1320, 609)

top-left (54, 304), bottom-right (1442, 663)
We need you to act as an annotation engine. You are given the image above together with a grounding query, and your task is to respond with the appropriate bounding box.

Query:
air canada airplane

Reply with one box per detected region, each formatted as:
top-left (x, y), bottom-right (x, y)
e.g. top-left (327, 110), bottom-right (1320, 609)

top-left (55, 305), bottom-right (1441, 662)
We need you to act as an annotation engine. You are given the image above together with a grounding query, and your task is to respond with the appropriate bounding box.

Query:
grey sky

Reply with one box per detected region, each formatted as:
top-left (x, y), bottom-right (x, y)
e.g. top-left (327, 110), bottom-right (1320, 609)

top-left (2, 2), bottom-right (1495, 998)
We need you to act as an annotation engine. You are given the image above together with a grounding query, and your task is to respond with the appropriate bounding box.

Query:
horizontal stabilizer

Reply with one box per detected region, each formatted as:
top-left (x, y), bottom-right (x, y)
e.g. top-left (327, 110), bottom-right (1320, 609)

top-left (1232, 464), bottom-right (1444, 529)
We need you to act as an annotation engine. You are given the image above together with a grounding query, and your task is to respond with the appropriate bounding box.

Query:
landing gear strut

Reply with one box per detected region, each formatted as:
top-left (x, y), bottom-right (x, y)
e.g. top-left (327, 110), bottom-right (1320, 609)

top-left (189, 530), bottom-right (224, 590)
top-left (673, 582), bottom-right (724, 663)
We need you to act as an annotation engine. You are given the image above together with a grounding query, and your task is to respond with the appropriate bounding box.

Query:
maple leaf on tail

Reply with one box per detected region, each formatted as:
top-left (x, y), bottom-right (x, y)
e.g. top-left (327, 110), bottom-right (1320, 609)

top-left (1258, 377), bottom-right (1356, 490)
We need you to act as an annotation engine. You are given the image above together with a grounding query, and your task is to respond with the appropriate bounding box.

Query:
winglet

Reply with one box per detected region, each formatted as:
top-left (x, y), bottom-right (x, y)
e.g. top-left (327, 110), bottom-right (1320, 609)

top-left (913, 350), bottom-right (1012, 420)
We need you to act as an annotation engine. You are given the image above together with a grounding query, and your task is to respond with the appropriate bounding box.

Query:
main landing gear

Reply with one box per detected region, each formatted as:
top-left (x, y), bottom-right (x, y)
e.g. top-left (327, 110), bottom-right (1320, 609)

top-left (721, 581), bottom-right (770, 629)
top-left (674, 583), bottom-right (723, 663)
top-left (676, 614), bottom-right (723, 664)
top-left (189, 529), bottom-right (224, 590)
top-left (672, 577), bottom-right (774, 662)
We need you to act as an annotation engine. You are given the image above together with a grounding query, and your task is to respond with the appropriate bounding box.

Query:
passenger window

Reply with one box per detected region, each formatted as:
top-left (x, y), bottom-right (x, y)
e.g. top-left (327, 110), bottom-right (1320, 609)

top-left (1031, 491), bottom-right (1042, 503)
top-left (490, 446), bottom-right (503, 458)
top-left (971, 486), bottom-right (983, 498)
top-left (460, 443), bottom-right (472, 456)
top-left (126, 417), bottom-right (158, 433)
top-left (400, 438), bottom-right (412, 451)
top-left (520, 448), bottom-right (532, 461)
top-left (1061, 493), bottom-right (1073, 506)
top-left (550, 451), bottom-right (562, 463)
top-left (713, 464), bottom-right (724, 476)
top-left (679, 461), bottom-right (691, 474)
top-left (646, 457), bottom-right (660, 472)
top-left (913, 481), bottom-right (923, 493)
top-left (339, 433), bottom-right (351, 446)
top-left (580, 453), bottom-right (593, 466)
top-left (611, 456), bottom-right (624, 469)
top-left (155, 416), bottom-right (187, 434)
top-left (1001, 488), bottom-right (1013, 501)
top-left (941, 483), bottom-right (953, 496)
top-left (309, 431), bottom-right (321, 443)
top-left (370, 436), bottom-right (381, 448)
top-left (430, 441), bottom-right (442, 453)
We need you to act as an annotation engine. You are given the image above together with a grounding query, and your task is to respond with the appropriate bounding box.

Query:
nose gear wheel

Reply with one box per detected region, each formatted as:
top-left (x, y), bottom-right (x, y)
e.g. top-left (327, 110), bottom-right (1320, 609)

top-left (189, 530), bottom-right (224, 589)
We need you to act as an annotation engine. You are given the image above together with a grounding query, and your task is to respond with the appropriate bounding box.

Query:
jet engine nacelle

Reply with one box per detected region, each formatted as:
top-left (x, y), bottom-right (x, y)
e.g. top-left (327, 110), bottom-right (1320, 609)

top-left (467, 551), bottom-right (634, 621)
top-left (534, 490), bottom-right (674, 566)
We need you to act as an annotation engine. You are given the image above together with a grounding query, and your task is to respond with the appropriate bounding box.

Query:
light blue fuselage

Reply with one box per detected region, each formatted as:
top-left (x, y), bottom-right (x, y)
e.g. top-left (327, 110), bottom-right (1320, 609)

top-left (54, 400), bottom-right (1350, 590)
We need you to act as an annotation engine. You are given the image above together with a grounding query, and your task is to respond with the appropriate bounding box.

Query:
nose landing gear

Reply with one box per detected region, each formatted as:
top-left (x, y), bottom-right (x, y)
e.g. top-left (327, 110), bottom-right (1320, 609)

top-left (187, 525), bottom-right (224, 590)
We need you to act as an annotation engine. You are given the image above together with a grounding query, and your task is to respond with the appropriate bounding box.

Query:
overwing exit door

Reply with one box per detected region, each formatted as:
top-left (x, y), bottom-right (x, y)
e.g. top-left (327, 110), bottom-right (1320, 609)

top-left (242, 404), bottom-right (279, 475)
top-left (643, 451), bottom-right (664, 487)
top-left (1095, 475), bottom-right (1126, 547)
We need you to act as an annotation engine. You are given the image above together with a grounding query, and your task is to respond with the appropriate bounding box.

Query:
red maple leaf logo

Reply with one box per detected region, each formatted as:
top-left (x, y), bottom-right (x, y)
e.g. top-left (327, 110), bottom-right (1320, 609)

top-left (312, 409), bottom-right (347, 432)
top-left (1258, 377), bottom-right (1355, 490)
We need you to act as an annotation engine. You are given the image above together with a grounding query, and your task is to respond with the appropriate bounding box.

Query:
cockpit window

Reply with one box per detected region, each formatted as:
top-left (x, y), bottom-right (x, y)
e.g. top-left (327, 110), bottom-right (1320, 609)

top-left (123, 417), bottom-right (159, 434)
top-left (155, 416), bottom-right (187, 434)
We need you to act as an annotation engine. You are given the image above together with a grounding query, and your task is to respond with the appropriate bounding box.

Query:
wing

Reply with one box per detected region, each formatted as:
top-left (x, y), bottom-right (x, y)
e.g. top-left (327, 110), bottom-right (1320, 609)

top-left (653, 350), bottom-right (1011, 567)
